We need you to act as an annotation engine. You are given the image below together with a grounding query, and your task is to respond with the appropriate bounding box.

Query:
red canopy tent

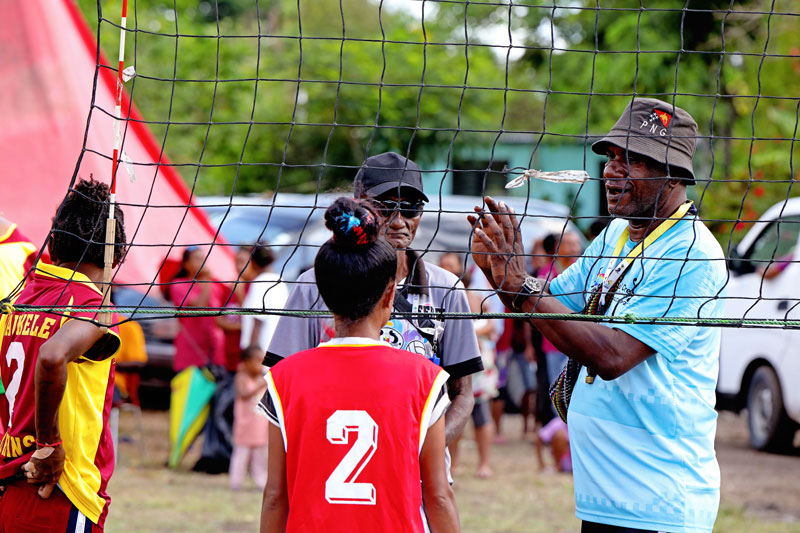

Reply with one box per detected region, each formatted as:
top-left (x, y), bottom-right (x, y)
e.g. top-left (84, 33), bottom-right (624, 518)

top-left (0, 0), bottom-right (235, 288)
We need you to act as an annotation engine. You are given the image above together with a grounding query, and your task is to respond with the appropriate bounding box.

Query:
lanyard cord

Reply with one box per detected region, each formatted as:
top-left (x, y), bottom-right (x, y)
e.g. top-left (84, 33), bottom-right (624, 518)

top-left (583, 200), bottom-right (694, 383)
top-left (596, 201), bottom-right (694, 308)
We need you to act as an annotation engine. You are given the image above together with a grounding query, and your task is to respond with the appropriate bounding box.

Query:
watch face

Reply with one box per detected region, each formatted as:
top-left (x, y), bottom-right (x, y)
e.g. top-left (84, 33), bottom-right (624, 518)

top-left (524, 277), bottom-right (541, 293)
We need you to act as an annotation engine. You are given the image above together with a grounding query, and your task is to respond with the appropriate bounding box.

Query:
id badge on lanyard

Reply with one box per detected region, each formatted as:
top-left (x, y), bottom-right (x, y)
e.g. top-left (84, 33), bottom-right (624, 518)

top-left (411, 294), bottom-right (444, 365)
top-left (592, 201), bottom-right (695, 310)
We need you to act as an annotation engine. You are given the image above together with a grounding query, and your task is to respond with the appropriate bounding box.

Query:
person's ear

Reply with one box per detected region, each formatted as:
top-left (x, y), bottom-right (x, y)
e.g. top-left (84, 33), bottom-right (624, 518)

top-left (382, 282), bottom-right (396, 310)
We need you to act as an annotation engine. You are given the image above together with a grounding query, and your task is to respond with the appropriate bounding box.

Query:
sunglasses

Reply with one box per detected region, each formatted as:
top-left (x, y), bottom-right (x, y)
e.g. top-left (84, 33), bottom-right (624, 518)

top-left (371, 199), bottom-right (425, 219)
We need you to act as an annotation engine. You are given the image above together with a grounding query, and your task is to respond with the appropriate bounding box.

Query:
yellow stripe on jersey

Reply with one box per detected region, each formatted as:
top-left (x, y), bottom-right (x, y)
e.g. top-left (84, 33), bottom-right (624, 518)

top-left (418, 369), bottom-right (450, 454)
top-left (60, 296), bottom-right (75, 328)
top-left (266, 371), bottom-right (288, 453)
top-left (57, 327), bottom-right (121, 524)
top-left (35, 262), bottom-right (104, 296)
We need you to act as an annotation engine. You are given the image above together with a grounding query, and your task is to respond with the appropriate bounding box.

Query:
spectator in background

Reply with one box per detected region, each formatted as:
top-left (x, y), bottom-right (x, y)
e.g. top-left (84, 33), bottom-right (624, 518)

top-left (230, 346), bottom-right (269, 491)
top-left (586, 217), bottom-right (610, 241)
top-left (554, 231), bottom-right (582, 272)
top-left (114, 318), bottom-right (148, 406)
top-left (531, 236), bottom-right (556, 426)
top-left (239, 244), bottom-right (288, 355)
top-left (217, 247), bottom-right (254, 372)
top-left (439, 252), bottom-right (497, 479)
top-left (167, 246), bottom-right (226, 372)
top-left (535, 416), bottom-right (571, 474)
top-left (538, 232), bottom-right (584, 389)
top-left (0, 215), bottom-right (36, 301)
top-left (492, 317), bottom-right (536, 439)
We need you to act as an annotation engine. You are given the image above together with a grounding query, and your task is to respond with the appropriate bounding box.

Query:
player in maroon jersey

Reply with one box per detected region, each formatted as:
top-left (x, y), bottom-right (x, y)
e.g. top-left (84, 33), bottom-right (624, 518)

top-left (0, 178), bottom-right (126, 532)
top-left (260, 198), bottom-right (459, 533)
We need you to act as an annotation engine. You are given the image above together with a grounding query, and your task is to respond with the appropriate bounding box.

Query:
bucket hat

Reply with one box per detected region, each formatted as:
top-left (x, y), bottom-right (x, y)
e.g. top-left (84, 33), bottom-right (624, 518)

top-left (591, 98), bottom-right (697, 184)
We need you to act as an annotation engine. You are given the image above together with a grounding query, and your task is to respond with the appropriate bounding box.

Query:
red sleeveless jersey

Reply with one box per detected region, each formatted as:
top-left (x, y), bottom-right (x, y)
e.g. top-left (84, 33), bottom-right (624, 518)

top-left (263, 339), bottom-right (449, 533)
top-left (0, 263), bottom-right (120, 527)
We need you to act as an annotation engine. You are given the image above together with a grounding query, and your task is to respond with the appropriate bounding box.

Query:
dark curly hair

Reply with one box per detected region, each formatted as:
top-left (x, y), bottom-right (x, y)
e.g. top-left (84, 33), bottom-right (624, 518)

top-left (49, 178), bottom-right (127, 268)
top-left (314, 197), bottom-right (396, 321)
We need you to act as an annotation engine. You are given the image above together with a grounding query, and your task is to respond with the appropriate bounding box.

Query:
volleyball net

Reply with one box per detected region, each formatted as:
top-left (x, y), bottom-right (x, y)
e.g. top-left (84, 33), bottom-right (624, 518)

top-left (4, 0), bottom-right (800, 328)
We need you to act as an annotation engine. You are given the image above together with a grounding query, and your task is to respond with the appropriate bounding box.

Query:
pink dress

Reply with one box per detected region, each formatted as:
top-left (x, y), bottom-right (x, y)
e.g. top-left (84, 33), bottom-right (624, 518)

top-left (170, 278), bottom-right (226, 372)
top-left (233, 373), bottom-right (270, 447)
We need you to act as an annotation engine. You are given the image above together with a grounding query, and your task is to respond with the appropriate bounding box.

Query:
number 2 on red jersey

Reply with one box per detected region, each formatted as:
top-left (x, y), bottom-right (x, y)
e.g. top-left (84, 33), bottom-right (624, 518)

top-left (325, 410), bottom-right (378, 505)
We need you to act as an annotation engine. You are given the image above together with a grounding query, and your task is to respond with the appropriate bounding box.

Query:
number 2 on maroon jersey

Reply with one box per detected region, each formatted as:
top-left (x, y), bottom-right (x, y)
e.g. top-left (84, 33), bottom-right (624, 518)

top-left (325, 410), bottom-right (378, 505)
top-left (5, 342), bottom-right (25, 421)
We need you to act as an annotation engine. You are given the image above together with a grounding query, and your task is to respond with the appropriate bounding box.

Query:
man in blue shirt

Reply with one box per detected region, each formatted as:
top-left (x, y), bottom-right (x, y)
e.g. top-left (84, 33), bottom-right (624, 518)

top-left (469, 98), bottom-right (726, 533)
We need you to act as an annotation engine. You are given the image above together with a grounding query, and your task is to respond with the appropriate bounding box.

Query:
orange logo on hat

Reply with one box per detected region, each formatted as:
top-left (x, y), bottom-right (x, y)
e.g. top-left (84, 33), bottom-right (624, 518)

top-left (654, 109), bottom-right (671, 128)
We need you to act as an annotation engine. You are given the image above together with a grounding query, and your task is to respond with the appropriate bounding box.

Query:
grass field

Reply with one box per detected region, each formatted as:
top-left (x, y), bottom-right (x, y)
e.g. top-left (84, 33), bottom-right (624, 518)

top-left (105, 410), bottom-right (800, 532)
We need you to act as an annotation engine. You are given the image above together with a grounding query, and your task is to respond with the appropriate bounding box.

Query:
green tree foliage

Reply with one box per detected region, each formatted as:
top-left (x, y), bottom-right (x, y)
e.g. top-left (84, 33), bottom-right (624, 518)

top-left (450, 0), bottom-right (799, 239)
top-left (78, 0), bottom-right (532, 195)
top-left (78, 0), bottom-right (799, 241)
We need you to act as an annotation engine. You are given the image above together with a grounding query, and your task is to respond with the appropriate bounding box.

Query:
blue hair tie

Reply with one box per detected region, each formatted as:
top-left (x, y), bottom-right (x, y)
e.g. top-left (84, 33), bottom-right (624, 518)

top-left (335, 212), bottom-right (361, 234)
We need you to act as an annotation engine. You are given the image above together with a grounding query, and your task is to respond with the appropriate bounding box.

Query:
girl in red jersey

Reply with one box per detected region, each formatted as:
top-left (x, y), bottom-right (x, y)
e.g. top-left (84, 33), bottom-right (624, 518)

top-left (0, 178), bottom-right (126, 532)
top-left (259, 198), bottom-right (459, 533)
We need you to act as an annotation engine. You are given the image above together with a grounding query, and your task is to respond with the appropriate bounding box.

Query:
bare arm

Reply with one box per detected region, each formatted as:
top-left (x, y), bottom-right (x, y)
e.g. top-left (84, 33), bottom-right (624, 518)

top-left (468, 197), bottom-right (654, 380)
top-left (261, 423), bottom-right (289, 533)
top-left (250, 319), bottom-right (264, 348)
top-left (216, 314), bottom-right (242, 332)
top-left (27, 319), bottom-right (106, 498)
top-left (420, 416), bottom-right (460, 532)
top-left (444, 375), bottom-right (474, 445)
top-left (235, 372), bottom-right (267, 400)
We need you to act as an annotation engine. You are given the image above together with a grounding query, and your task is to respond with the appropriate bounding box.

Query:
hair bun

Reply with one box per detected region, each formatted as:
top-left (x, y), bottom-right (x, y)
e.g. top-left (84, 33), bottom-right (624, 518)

top-left (324, 197), bottom-right (380, 248)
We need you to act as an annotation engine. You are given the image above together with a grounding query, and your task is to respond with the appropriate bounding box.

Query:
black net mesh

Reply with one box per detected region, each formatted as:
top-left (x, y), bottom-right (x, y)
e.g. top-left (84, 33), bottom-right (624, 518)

top-left (4, 0), bottom-right (800, 329)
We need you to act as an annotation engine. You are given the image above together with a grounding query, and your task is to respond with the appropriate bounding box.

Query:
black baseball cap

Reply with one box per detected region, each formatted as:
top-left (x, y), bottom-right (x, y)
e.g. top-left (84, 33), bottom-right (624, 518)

top-left (353, 152), bottom-right (429, 202)
top-left (591, 98), bottom-right (698, 185)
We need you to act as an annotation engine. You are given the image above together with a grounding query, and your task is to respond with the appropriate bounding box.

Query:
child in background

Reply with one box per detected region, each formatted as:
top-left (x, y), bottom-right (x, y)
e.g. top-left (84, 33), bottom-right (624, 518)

top-left (535, 417), bottom-right (571, 474)
top-left (230, 346), bottom-right (269, 491)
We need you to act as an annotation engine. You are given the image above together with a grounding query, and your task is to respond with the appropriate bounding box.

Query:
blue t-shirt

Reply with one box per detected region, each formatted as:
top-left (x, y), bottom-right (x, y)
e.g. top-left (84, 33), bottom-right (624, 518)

top-left (549, 216), bottom-right (727, 533)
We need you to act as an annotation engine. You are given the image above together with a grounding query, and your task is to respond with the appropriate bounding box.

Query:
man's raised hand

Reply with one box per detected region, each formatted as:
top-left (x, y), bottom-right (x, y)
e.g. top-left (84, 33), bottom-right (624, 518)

top-left (467, 197), bottom-right (529, 307)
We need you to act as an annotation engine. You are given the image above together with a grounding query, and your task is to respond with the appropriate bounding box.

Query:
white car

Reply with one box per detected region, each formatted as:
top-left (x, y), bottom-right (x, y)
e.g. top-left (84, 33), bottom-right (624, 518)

top-left (718, 198), bottom-right (800, 452)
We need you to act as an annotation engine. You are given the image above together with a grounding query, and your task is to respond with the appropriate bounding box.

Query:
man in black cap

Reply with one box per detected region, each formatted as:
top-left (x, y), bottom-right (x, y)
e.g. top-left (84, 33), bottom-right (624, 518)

top-left (265, 152), bottom-right (483, 450)
top-left (469, 99), bottom-right (727, 532)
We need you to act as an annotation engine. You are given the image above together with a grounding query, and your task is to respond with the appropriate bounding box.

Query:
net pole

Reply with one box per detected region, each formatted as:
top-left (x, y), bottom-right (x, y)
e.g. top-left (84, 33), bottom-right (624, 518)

top-left (100, 0), bottom-right (128, 329)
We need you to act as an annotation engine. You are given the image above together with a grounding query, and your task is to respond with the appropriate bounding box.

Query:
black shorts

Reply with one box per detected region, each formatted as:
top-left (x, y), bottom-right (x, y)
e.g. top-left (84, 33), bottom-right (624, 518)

top-left (581, 521), bottom-right (663, 533)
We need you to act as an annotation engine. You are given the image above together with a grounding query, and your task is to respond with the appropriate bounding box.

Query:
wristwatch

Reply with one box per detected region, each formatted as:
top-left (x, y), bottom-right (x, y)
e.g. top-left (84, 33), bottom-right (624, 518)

top-left (512, 276), bottom-right (543, 311)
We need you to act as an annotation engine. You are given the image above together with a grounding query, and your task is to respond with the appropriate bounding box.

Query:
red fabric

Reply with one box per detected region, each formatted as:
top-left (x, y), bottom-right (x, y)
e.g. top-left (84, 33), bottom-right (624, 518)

top-left (0, 0), bottom-right (235, 286)
top-left (495, 314), bottom-right (513, 353)
top-left (169, 279), bottom-right (226, 371)
top-left (269, 344), bottom-right (444, 533)
top-left (92, 364), bottom-right (117, 529)
top-left (0, 270), bottom-right (115, 480)
top-left (0, 482), bottom-right (102, 533)
top-left (0, 268), bottom-right (117, 526)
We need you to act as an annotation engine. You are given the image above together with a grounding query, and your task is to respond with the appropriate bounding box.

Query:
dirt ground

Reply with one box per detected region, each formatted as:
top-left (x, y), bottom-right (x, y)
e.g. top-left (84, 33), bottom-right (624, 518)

top-left (105, 409), bottom-right (800, 532)
top-left (714, 411), bottom-right (800, 523)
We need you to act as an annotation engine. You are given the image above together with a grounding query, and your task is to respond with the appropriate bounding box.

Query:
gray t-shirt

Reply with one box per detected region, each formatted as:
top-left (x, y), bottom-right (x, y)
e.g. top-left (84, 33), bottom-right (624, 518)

top-left (265, 251), bottom-right (483, 380)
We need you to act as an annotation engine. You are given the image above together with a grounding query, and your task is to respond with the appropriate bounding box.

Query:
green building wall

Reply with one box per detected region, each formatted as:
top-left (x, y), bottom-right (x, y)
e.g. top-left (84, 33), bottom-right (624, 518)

top-left (421, 135), bottom-right (607, 230)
